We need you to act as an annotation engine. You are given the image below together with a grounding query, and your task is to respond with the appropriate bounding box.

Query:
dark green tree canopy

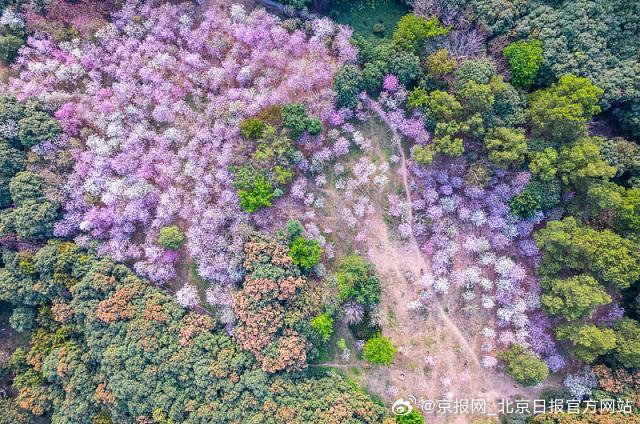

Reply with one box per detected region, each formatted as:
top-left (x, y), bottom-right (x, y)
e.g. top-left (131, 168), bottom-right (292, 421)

top-left (336, 254), bottom-right (381, 306)
top-left (535, 217), bottom-right (640, 289)
top-left (500, 345), bottom-right (549, 386)
top-left (17, 110), bottom-right (61, 148)
top-left (540, 275), bottom-right (611, 321)
top-left (0, 241), bottom-right (388, 423)
top-left (9, 171), bottom-right (45, 206)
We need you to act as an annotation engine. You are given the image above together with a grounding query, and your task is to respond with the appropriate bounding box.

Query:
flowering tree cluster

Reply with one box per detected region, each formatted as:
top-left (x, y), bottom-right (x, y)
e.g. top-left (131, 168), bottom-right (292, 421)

top-left (7, 1), bottom-right (351, 286)
top-left (407, 159), bottom-right (563, 371)
top-left (232, 234), bottom-right (324, 373)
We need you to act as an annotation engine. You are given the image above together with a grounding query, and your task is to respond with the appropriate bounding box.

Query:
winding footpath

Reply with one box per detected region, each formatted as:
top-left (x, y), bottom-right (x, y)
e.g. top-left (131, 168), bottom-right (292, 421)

top-left (366, 97), bottom-right (483, 370)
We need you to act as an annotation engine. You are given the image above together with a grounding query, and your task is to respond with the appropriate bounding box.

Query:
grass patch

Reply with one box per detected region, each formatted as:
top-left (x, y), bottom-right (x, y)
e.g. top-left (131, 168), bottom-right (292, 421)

top-left (188, 263), bottom-right (216, 314)
top-left (328, 0), bottom-right (408, 43)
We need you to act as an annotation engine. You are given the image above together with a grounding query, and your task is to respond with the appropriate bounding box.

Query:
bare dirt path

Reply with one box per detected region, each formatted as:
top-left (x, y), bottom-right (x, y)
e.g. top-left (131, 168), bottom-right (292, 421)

top-left (366, 98), bottom-right (483, 370)
top-left (351, 99), bottom-right (546, 421)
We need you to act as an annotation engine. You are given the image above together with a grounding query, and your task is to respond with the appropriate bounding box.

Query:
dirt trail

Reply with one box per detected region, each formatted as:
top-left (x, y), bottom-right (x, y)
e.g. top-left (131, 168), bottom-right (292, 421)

top-left (354, 99), bottom-right (542, 421)
top-left (368, 99), bottom-right (481, 365)
top-left (373, 98), bottom-right (482, 370)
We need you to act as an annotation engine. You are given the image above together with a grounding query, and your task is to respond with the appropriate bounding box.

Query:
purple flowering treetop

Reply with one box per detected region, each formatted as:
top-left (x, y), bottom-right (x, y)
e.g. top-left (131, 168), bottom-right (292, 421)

top-left (8, 1), bottom-right (347, 285)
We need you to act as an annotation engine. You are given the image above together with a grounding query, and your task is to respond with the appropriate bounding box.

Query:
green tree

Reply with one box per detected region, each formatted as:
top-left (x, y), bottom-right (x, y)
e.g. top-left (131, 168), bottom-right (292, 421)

top-left (9, 306), bottom-right (36, 333)
top-left (599, 137), bottom-right (640, 177)
top-left (509, 190), bottom-right (541, 218)
top-left (556, 323), bottom-right (617, 362)
top-left (285, 219), bottom-right (304, 240)
top-left (274, 165), bottom-right (293, 185)
top-left (407, 87), bottom-right (429, 109)
top-left (396, 409), bottom-right (424, 424)
top-left (525, 178), bottom-right (562, 211)
top-left (423, 49), bottom-right (456, 80)
top-left (500, 345), bottom-right (549, 386)
top-left (453, 58), bottom-right (497, 89)
top-left (503, 39), bottom-right (544, 89)
top-left (484, 127), bottom-right (527, 168)
top-left (388, 50), bottom-right (423, 86)
top-left (18, 110), bottom-right (61, 148)
top-left (253, 125), bottom-right (293, 164)
top-left (0, 96), bottom-right (26, 124)
top-left (281, 103), bottom-right (309, 139)
top-left (488, 76), bottom-right (525, 128)
top-left (613, 318), bottom-right (640, 369)
top-left (528, 74), bottom-right (604, 142)
top-left (305, 117), bottom-right (323, 136)
top-left (311, 312), bottom-right (333, 343)
top-left (528, 147), bottom-right (558, 181)
top-left (361, 61), bottom-right (385, 94)
top-left (363, 334), bottom-right (396, 365)
top-left (427, 90), bottom-right (462, 121)
top-left (289, 236), bottom-right (322, 270)
top-left (433, 122), bottom-right (465, 157)
top-left (534, 217), bottom-right (640, 289)
top-left (0, 141), bottom-right (26, 208)
top-left (465, 162), bottom-right (492, 188)
top-left (613, 188), bottom-right (640, 236)
top-left (557, 137), bottom-right (616, 188)
top-left (336, 254), bottom-right (381, 305)
top-left (0, 399), bottom-right (31, 424)
top-left (584, 183), bottom-right (640, 235)
top-left (411, 144), bottom-right (435, 165)
top-left (459, 80), bottom-right (495, 116)
top-left (9, 171), bottom-right (45, 206)
top-left (11, 200), bottom-right (58, 240)
top-left (334, 65), bottom-right (363, 109)
top-left (237, 176), bottom-right (274, 213)
top-left (232, 167), bottom-right (276, 213)
top-left (393, 14), bottom-right (449, 54)
top-left (239, 117), bottom-right (265, 140)
top-left (540, 275), bottom-right (611, 321)
top-left (158, 226), bottom-right (185, 250)
top-left (0, 34), bottom-right (24, 63)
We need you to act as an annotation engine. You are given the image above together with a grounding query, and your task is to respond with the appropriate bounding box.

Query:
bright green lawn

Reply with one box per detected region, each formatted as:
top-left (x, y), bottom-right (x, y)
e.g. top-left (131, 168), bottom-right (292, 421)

top-left (328, 0), bottom-right (409, 42)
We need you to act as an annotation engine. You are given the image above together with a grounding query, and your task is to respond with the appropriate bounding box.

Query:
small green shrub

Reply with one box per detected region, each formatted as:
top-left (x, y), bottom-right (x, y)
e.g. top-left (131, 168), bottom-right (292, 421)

top-left (158, 226), bottom-right (185, 250)
top-left (289, 236), bottom-right (322, 270)
top-left (311, 312), bottom-right (333, 342)
top-left (500, 345), bottom-right (549, 386)
top-left (503, 39), bottom-right (543, 89)
top-left (396, 409), bottom-right (424, 424)
top-left (363, 334), bottom-right (396, 365)
top-left (239, 117), bottom-right (265, 140)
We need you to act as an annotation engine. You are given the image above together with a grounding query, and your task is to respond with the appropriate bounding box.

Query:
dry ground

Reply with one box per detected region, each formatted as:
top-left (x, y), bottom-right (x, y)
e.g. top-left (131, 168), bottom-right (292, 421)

top-left (316, 105), bottom-right (557, 422)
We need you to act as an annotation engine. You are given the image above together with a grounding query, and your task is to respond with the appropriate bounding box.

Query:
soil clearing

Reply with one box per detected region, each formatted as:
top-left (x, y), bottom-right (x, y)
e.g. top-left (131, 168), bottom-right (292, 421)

top-left (317, 102), bottom-right (556, 422)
